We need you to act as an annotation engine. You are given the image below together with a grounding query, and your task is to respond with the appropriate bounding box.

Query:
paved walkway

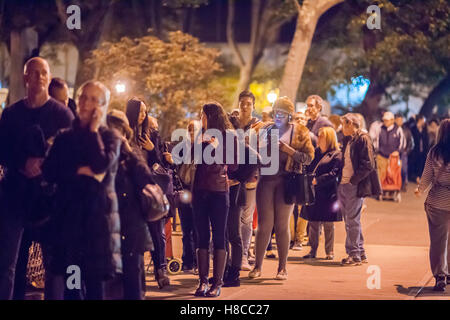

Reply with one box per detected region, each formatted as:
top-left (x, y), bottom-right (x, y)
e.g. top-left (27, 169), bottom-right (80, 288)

top-left (145, 188), bottom-right (449, 300)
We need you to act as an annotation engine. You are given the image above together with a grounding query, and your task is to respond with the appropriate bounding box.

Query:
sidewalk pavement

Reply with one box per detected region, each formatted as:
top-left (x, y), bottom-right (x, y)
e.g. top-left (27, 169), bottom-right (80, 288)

top-left (145, 188), bottom-right (449, 300)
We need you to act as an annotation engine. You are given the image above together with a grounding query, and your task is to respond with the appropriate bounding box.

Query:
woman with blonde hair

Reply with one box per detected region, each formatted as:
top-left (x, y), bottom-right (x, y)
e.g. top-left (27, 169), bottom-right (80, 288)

top-left (300, 126), bottom-right (343, 260)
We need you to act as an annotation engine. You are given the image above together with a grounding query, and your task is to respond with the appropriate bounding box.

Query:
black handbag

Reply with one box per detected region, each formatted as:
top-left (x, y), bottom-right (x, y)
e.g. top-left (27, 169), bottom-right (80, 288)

top-left (140, 183), bottom-right (170, 222)
top-left (284, 169), bottom-right (316, 206)
top-left (283, 125), bottom-right (316, 206)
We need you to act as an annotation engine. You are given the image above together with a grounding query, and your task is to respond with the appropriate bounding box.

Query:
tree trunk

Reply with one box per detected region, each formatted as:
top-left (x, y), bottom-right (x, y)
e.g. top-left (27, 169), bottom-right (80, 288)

top-left (8, 30), bottom-right (25, 105)
top-left (419, 74), bottom-right (450, 118)
top-left (279, 0), bottom-right (344, 102)
top-left (358, 82), bottom-right (385, 125)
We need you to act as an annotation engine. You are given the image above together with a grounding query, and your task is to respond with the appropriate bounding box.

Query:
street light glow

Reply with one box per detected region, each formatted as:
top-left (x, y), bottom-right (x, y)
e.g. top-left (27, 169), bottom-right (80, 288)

top-left (115, 82), bottom-right (126, 93)
top-left (267, 91), bottom-right (278, 104)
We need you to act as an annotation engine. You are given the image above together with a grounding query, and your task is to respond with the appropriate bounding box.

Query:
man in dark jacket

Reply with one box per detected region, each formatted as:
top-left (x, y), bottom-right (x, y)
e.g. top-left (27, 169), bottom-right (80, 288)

top-left (0, 57), bottom-right (74, 299)
top-left (339, 113), bottom-right (381, 266)
top-left (306, 94), bottom-right (333, 146)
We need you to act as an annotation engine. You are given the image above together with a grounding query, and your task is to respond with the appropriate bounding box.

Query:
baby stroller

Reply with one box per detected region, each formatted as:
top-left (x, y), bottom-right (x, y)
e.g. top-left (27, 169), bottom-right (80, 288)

top-left (380, 153), bottom-right (402, 202)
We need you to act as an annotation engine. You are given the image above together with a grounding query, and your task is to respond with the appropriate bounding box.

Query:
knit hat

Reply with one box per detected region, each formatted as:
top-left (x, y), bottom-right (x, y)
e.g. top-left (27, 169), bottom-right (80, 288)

top-left (107, 109), bottom-right (133, 139)
top-left (272, 96), bottom-right (295, 115)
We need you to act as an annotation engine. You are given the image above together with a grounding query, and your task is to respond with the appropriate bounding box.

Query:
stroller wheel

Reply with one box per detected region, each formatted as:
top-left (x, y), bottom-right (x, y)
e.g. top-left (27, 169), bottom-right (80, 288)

top-left (167, 258), bottom-right (182, 275)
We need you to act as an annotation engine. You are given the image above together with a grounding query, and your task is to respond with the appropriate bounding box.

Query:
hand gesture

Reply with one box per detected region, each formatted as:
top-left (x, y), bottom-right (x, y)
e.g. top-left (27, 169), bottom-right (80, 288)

top-left (139, 134), bottom-right (154, 151)
top-left (21, 157), bottom-right (44, 178)
top-left (163, 152), bottom-right (174, 164)
top-left (90, 107), bottom-right (103, 132)
top-left (279, 141), bottom-right (295, 156)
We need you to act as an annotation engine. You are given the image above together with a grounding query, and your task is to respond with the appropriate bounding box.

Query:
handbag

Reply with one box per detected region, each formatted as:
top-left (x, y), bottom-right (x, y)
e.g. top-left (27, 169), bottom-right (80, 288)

top-left (283, 125), bottom-right (316, 206)
top-left (140, 183), bottom-right (170, 222)
top-left (178, 162), bottom-right (196, 187)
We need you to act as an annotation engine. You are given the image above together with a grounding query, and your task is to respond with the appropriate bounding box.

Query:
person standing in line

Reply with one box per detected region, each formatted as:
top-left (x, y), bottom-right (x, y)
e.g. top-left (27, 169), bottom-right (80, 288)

top-left (395, 113), bottom-right (414, 192)
top-left (409, 114), bottom-right (429, 183)
top-left (0, 57), bottom-right (74, 300)
top-left (338, 113), bottom-right (381, 266)
top-left (233, 90), bottom-right (263, 272)
top-left (305, 94), bottom-right (333, 146)
top-left (249, 97), bottom-right (314, 280)
top-left (107, 109), bottom-right (155, 300)
top-left (125, 98), bottom-right (171, 289)
top-left (301, 127), bottom-right (343, 260)
top-left (192, 102), bottom-right (237, 297)
top-left (42, 80), bottom-right (122, 300)
top-left (48, 77), bottom-right (77, 117)
top-left (415, 119), bottom-right (450, 292)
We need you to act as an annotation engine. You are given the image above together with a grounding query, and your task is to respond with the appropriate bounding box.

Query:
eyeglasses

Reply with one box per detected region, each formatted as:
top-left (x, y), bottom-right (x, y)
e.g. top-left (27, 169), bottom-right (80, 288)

top-left (274, 112), bottom-right (288, 119)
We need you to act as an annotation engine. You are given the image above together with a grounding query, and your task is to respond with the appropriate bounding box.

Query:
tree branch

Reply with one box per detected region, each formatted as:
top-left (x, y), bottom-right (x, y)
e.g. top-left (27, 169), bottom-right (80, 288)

top-left (226, 0), bottom-right (245, 68)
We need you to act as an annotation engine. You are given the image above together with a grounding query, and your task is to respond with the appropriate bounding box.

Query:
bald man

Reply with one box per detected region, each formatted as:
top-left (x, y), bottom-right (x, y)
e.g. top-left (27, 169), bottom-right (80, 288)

top-left (0, 57), bottom-right (74, 299)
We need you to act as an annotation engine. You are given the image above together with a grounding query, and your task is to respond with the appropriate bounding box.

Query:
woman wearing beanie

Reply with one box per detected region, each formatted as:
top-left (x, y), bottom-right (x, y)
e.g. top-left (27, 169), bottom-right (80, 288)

top-left (107, 110), bottom-right (154, 299)
top-left (249, 96), bottom-right (314, 280)
top-left (192, 102), bottom-right (238, 297)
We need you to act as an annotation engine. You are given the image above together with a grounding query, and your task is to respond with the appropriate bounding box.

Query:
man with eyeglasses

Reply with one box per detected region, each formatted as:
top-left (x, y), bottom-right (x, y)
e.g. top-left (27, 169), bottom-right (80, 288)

top-left (339, 113), bottom-right (381, 266)
top-left (0, 57), bottom-right (74, 299)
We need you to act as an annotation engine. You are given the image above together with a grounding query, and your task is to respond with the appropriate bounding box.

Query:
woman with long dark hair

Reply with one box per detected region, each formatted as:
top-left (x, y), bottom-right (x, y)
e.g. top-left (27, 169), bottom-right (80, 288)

top-left (192, 102), bottom-right (237, 297)
top-left (415, 119), bottom-right (450, 292)
top-left (126, 98), bottom-right (170, 289)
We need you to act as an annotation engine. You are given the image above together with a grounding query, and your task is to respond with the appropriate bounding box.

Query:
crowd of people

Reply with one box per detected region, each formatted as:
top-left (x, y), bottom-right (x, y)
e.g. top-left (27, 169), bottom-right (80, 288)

top-left (0, 57), bottom-right (448, 300)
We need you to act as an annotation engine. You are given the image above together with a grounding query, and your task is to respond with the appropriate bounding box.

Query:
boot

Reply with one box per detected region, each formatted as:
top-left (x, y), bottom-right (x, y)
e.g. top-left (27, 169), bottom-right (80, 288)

top-left (211, 264), bottom-right (229, 284)
top-left (194, 249), bottom-right (210, 296)
top-left (223, 265), bottom-right (240, 287)
top-left (206, 249), bottom-right (227, 297)
top-left (155, 268), bottom-right (170, 289)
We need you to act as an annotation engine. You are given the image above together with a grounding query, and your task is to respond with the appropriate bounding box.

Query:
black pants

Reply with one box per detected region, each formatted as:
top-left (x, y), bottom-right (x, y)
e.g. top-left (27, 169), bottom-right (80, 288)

top-left (63, 273), bottom-right (105, 300)
top-left (122, 253), bottom-right (145, 300)
top-left (178, 202), bottom-right (197, 269)
top-left (193, 191), bottom-right (229, 250)
top-left (147, 219), bottom-right (167, 270)
top-left (226, 185), bottom-right (243, 269)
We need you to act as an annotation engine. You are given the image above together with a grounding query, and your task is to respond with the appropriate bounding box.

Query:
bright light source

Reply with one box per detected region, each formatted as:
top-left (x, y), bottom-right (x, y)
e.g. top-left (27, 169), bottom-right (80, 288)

top-left (267, 91), bottom-right (278, 104)
top-left (115, 82), bottom-right (126, 93)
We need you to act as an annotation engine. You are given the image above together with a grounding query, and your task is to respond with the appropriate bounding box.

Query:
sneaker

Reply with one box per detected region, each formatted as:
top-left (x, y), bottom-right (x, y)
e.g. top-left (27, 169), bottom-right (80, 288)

top-left (341, 256), bottom-right (361, 266)
top-left (325, 254), bottom-right (334, 260)
top-left (302, 253), bottom-right (316, 259)
top-left (241, 259), bottom-right (252, 271)
top-left (275, 270), bottom-right (288, 280)
top-left (360, 254), bottom-right (368, 264)
top-left (248, 268), bottom-right (261, 279)
top-left (291, 241), bottom-right (302, 251)
top-left (265, 250), bottom-right (276, 259)
top-left (433, 276), bottom-right (446, 292)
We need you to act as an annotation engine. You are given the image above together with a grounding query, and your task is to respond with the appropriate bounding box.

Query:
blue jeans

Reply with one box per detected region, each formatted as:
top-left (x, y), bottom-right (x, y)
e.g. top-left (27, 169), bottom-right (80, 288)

top-left (0, 211), bottom-right (24, 300)
top-left (338, 183), bottom-right (365, 258)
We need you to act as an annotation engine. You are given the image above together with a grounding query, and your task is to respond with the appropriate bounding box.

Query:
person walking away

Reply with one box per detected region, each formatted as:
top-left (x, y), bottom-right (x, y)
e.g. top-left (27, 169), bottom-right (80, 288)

top-left (415, 119), bottom-right (450, 292)
top-left (409, 115), bottom-right (429, 183)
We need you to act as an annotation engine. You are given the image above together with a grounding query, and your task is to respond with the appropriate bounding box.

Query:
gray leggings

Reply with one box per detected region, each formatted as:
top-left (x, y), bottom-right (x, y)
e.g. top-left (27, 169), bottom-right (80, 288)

top-left (255, 175), bottom-right (293, 271)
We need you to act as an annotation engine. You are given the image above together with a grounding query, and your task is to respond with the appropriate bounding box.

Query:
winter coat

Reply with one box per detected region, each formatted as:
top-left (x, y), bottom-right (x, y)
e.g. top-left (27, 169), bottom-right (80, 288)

top-left (261, 122), bottom-right (315, 174)
top-left (42, 120), bottom-right (122, 279)
top-left (300, 148), bottom-right (343, 222)
top-left (341, 130), bottom-right (382, 198)
top-left (116, 147), bottom-right (154, 255)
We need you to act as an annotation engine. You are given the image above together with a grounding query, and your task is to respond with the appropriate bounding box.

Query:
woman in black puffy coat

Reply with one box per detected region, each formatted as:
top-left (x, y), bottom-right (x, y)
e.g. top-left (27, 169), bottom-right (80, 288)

top-left (107, 110), bottom-right (155, 300)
